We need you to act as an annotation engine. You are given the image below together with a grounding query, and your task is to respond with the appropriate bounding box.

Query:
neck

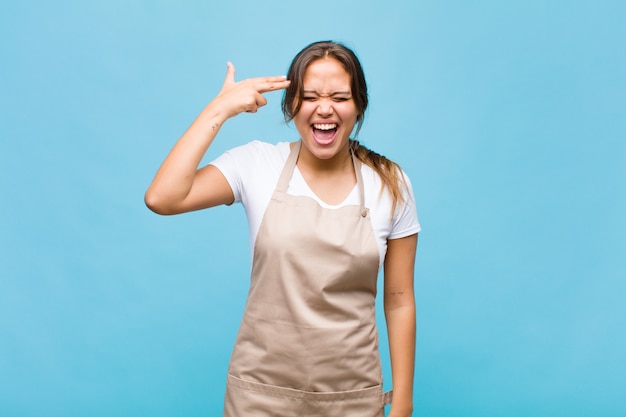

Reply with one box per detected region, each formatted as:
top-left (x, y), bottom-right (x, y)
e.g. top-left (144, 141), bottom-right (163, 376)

top-left (296, 142), bottom-right (353, 176)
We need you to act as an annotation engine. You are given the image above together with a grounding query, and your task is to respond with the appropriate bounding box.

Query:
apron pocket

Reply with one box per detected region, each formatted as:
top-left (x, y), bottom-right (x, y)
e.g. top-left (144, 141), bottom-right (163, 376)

top-left (224, 374), bottom-right (387, 417)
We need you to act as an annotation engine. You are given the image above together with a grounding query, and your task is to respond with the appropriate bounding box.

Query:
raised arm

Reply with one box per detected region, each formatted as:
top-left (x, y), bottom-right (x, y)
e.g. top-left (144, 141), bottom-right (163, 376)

top-left (144, 62), bottom-right (291, 215)
top-left (384, 233), bottom-right (418, 417)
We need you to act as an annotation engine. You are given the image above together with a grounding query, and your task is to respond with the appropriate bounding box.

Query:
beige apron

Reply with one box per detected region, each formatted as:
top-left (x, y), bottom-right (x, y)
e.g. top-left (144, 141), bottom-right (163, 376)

top-left (224, 141), bottom-right (392, 416)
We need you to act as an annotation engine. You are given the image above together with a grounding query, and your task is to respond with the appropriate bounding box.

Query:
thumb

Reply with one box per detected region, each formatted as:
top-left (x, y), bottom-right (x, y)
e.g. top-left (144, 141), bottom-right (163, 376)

top-left (223, 61), bottom-right (236, 86)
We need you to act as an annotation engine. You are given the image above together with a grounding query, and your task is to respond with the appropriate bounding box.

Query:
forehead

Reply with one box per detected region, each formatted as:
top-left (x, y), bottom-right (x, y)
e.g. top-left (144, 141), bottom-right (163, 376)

top-left (302, 58), bottom-right (351, 91)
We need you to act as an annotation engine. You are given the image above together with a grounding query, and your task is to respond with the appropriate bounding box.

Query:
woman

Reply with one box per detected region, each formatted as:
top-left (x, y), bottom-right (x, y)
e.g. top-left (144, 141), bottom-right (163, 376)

top-left (145, 41), bottom-right (420, 417)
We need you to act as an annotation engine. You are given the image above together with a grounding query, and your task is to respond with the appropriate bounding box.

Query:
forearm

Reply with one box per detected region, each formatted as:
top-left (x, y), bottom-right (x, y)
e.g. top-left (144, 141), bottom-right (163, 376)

top-left (385, 298), bottom-right (416, 416)
top-left (145, 64), bottom-right (290, 215)
top-left (145, 103), bottom-right (227, 213)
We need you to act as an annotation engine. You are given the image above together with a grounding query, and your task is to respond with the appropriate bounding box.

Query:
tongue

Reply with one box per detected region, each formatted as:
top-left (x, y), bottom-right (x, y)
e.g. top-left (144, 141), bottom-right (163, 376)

top-left (314, 128), bottom-right (336, 141)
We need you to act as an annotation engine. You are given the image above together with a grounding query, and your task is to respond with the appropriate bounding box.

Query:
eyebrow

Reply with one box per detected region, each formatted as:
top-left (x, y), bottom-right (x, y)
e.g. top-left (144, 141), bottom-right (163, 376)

top-left (303, 90), bottom-right (352, 96)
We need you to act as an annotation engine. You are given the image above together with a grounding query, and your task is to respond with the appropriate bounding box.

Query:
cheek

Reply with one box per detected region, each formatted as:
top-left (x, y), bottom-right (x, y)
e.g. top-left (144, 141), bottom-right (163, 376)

top-left (294, 103), bottom-right (314, 120)
top-left (293, 109), bottom-right (312, 130)
top-left (338, 104), bottom-right (359, 122)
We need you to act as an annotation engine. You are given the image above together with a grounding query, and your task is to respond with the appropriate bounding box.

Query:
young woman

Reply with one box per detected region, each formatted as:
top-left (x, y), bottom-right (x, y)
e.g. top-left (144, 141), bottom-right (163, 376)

top-left (145, 41), bottom-right (420, 417)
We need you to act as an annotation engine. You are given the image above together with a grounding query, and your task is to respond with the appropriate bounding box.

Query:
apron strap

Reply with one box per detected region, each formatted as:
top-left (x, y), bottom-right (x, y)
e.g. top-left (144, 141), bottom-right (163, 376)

top-left (276, 141), bottom-right (301, 193)
top-left (351, 148), bottom-right (367, 216)
top-left (277, 140), bottom-right (367, 215)
top-left (383, 390), bottom-right (393, 406)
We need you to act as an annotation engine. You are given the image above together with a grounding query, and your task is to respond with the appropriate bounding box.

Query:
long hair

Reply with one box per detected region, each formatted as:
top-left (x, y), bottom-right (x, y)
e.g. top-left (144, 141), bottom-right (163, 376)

top-left (282, 41), bottom-right (406, 213)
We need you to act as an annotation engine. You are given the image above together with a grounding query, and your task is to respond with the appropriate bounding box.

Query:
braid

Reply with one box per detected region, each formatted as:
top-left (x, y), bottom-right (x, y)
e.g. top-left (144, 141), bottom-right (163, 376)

top-left (349, 140), bottom-right (405, 215)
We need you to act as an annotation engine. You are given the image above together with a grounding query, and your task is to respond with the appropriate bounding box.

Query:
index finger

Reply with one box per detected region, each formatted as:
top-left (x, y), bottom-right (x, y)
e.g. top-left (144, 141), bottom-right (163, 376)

top-left (251, 75), bottom-right (289, 83)
top-left (256, 78), bottom-right (291, 94)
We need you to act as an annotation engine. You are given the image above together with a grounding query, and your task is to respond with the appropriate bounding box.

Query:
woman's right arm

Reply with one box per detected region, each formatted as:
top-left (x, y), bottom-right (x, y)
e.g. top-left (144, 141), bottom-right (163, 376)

top-left (144, 62), bottom-right (290, 215)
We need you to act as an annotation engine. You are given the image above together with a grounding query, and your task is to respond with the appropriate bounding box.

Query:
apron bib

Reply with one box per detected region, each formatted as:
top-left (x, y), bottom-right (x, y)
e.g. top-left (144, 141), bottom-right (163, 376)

top-left (224, 141), bottom-right (391, 416)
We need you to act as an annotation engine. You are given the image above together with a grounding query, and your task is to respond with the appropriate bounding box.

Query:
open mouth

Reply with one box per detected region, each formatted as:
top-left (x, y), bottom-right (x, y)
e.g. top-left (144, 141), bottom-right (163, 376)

top-left (312, 123), bottom-right (338, 145)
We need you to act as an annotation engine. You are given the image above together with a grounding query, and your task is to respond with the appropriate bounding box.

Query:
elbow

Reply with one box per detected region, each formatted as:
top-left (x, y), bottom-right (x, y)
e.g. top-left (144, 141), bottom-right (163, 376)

top-left (144, 190), bottom-right (175, 215)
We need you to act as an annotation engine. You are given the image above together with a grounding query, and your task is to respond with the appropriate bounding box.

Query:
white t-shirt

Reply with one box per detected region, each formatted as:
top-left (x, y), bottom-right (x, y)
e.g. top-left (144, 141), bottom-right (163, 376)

top-left (210, 141), bottom-right (421, 268)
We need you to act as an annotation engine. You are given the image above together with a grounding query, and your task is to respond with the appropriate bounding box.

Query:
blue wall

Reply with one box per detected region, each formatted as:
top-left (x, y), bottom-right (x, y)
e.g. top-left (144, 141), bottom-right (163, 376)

top-left (1, 1), bottom-right (624, 416)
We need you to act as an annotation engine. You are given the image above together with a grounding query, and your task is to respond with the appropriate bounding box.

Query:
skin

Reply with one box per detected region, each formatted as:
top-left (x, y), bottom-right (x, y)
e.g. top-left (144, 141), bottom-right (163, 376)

top-left (293, 57), bottom-right (359, 205)
top-left (384, 234), bottom-right (417, 417)
top-left (145, 59), bottom-right (417, 417)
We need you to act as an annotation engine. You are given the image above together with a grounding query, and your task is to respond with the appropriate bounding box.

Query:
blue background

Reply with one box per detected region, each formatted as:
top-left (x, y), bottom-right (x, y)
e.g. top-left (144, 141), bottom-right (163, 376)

top-left (1, 1), bottom-right (625, 416)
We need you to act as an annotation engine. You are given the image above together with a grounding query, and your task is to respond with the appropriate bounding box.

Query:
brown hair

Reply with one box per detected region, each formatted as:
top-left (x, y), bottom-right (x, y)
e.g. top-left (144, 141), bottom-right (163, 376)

top-left (282, 41), bottom-right (407, 213)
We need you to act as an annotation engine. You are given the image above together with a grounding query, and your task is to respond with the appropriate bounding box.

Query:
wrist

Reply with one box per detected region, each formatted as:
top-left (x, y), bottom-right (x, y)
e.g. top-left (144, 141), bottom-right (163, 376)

top-left (388, 404), bottom-right (413, 417)
top-left (389, 396), bottom-right (413, 417)
top-left (201, 104), bottom-right (228, 124)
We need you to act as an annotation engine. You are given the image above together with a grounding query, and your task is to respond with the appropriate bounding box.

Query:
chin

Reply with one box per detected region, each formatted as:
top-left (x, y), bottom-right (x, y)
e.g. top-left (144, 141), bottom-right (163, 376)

top-left (303, 137), bottom-right (349, 160)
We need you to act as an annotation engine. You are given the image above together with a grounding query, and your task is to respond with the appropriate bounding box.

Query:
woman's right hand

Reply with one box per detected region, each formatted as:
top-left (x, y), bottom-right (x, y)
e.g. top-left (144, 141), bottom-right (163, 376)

top-left (145, 63), bottom-right (290, 215)
top-left (210, 62), bottom-right (291, 120)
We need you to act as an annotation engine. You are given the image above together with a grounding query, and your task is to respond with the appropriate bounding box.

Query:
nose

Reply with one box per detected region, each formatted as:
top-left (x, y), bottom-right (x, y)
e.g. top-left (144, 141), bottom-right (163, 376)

top-left (316, 97), bottom-right (334, 117)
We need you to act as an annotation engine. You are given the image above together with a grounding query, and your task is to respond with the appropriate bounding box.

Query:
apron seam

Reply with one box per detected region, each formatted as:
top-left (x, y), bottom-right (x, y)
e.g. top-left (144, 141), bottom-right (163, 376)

top-left (227, 374), bottom-right (385, 402)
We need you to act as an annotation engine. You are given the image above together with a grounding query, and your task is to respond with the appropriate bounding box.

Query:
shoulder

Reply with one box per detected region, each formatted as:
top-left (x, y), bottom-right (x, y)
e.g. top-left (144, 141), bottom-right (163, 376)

top-left (210, 141), bottom-right (292, 204)
top-left (360, 162), bottom-right (413, 196)
top-left (360, 162), bottom-right (421, 235)
top-left (222, 140), bottom-right (290, 161)
top-left (211, 140), bottom-right (291, 171)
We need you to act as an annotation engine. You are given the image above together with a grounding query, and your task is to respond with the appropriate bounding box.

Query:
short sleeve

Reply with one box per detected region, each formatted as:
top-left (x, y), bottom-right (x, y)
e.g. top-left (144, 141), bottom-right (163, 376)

top-left (208, 140), bottom-right (270, 204)
top-left (207, 141), bottom-right (289, 255)
top-left (389, 171), bottom-right (421, 239)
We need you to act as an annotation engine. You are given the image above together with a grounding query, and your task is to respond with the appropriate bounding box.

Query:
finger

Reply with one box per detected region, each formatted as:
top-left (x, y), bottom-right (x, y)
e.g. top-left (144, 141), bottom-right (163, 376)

top-left (255, 93), bottom-right (268, 108)
top-left (243, 93), bottom-right (268, 113)
top-left (248, 75), bottom-right (289, 84)
top-left (245, 104), bottom-right (258, 113)
top-left (256, 79), bottom-right (291, 94)
top-left (223, 61), bottom-right (236, 86)
top-left (263, 75), bottom-right (289, 83)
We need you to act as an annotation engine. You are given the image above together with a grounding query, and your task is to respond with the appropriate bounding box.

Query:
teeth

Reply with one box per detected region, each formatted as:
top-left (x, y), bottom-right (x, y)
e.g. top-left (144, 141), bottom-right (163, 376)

top-left (313, 123), bottom-right (337, 130)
